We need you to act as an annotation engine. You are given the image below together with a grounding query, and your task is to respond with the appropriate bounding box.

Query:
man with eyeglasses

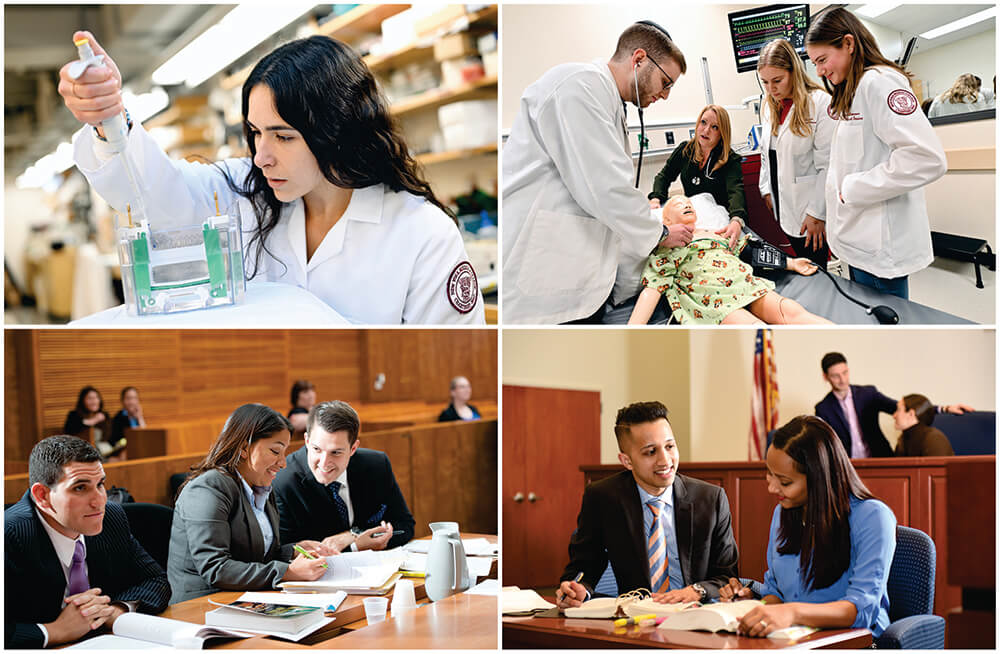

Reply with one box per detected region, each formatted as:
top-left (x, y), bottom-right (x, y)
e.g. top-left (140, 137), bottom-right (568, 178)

top-left (503, 21), bottom-right (689, 324)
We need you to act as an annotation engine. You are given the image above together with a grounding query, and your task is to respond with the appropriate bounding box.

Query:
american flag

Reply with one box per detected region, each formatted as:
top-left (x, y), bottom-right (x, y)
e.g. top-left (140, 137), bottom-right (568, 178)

top-left (749, 329), bottom-right (778, 460)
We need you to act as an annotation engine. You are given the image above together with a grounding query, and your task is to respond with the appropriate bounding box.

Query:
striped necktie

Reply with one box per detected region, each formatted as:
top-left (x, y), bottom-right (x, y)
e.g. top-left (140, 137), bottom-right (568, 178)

top-left (647, 499), bottom-right (670, 593)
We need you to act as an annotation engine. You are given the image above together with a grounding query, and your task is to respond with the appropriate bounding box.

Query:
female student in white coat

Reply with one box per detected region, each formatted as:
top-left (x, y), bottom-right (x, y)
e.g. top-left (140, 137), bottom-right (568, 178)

top-left (60, 31), bottom-right (484, 324)
top-left (756, 39), bottom-right (834, 269)
top-left (805, 8), bottom-right (946, 299)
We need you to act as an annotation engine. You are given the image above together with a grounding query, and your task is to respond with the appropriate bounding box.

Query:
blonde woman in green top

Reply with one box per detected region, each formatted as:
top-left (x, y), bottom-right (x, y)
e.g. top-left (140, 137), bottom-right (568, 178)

top-left (648, 104), bottom-right (746, 250)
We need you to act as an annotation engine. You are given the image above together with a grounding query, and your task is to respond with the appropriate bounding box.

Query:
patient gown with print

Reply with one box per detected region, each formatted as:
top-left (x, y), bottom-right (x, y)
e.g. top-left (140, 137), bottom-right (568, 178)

top-left (640, 234), bottom-right (774, 324)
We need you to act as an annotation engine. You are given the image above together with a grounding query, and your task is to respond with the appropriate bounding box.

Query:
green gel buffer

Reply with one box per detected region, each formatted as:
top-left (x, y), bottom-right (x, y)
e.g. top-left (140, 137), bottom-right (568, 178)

top-left (130, 232), bottom-right (153, 307)
top-left (203, 223), bottom-right (227, 298)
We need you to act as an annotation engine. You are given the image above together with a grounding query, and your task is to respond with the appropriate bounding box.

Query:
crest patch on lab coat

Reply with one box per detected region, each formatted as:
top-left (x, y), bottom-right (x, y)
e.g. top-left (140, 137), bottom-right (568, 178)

top-left (447, 261), bottom-right (478, 314)
top-left (887, 89), bottom-right (917, 115)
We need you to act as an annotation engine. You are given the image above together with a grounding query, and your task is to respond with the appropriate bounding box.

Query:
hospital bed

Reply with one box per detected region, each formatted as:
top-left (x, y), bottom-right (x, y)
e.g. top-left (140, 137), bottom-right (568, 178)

top-left (604, 248), bottom-right (974, 325)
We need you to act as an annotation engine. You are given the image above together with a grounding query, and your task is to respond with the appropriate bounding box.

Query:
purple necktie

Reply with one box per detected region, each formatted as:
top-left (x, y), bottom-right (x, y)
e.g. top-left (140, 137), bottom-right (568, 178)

top-left (66, 540), bottom-right (89, 597)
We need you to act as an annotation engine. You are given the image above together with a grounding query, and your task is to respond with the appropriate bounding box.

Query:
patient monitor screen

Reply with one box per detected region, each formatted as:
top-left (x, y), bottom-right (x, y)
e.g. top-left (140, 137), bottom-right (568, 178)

top-left (728, 4), bottom-right (810, 73)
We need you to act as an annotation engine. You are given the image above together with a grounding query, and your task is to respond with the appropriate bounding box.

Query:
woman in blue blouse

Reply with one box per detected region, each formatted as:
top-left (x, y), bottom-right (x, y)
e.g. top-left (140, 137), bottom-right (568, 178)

top-left (719, 415), bottom-right (895, 637)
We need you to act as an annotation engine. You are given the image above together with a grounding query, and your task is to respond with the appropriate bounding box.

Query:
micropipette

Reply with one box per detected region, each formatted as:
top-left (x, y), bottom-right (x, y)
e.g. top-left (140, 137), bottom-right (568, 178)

top-left (68, 36), bottom-right (151, 228)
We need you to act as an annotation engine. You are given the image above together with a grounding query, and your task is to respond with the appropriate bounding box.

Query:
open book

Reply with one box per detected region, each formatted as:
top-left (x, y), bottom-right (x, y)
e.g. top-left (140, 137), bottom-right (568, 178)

top-left (655, 600), bottom-right (819, 639)
top-left (65, 613), bottom-right (253, 649)
top-left (564, 594), bottom-right (699, 619)
top-left (656, 599), bottom-right (764, 632)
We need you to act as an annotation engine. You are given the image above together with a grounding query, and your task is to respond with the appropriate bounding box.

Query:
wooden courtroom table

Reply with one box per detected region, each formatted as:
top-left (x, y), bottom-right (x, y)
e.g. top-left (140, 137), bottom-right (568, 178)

top-left (503, 607), bottom-right (872, 649)
top-left (157, 534), bottom-right (496, 649)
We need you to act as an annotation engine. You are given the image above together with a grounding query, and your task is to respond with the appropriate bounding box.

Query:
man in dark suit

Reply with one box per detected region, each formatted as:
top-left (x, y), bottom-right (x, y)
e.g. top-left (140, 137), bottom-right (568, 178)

top-left (5, 436), bottom-right (169, 649)
top-left (274, 401), bottom-right (414, 553)
top-left (557, 402), bottom-right (738, 606)
top-left (814, 352), bottom-right (971, 458)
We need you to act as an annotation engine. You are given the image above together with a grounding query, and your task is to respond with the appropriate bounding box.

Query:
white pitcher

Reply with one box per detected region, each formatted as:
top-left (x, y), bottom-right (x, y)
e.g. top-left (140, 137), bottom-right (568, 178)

top-left (424, 521), bottom-right (471, 601)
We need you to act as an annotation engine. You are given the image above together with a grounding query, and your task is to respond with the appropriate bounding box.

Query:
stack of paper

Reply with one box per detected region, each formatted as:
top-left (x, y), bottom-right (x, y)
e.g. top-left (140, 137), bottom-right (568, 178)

top-left (404, 538), bottom-right (496, 556)
top-left (279, 549), bottom-right (405, 594)
top-left (401, 552), bottom-right (493, 579)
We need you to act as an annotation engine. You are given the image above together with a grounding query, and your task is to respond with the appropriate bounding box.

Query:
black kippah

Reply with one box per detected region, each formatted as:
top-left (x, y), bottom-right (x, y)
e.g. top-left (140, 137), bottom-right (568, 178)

top-left (635, 20), bottom-right (672, 41)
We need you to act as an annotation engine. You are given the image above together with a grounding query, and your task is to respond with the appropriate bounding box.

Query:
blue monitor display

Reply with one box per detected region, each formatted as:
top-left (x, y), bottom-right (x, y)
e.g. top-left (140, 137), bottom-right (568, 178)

top-left (729, 4), bottom-right (810, 73)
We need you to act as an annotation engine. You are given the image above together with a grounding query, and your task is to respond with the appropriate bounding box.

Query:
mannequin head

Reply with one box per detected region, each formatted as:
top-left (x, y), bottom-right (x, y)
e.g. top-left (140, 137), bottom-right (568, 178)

top-left (662, 195), bottom-right (698, 227)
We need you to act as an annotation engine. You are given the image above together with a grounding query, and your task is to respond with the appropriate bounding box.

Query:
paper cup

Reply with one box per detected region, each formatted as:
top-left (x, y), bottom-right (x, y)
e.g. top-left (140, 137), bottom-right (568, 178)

top-left (391, 578), bottom-right (418, 614)
top-left (363, 596), bottom-right (389, 624)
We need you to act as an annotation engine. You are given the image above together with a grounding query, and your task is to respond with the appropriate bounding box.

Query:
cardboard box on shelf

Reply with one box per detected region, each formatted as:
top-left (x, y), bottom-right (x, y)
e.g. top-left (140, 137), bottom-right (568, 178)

top-left (434, 32), bottom-right (479, 61)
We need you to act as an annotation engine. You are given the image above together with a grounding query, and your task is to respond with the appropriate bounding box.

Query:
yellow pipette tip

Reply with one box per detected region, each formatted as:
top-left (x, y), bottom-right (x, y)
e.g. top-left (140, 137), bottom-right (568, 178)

top-left (126, 204), bottom-right (133, 228)
top-left (214, 191), bottom-right (219, 216)
top-left (74, 37), bottom-right (89, 47)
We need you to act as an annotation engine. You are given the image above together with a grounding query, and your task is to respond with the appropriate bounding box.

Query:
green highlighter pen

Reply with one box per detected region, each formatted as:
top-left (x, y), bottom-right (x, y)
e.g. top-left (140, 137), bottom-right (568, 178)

top-left (293, 544), bottom-right (328, 569)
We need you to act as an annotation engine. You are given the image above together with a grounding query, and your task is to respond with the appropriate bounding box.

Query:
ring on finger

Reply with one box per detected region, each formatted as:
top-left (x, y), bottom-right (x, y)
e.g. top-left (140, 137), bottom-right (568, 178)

top-left (760, 620), bottom-right (768, 628)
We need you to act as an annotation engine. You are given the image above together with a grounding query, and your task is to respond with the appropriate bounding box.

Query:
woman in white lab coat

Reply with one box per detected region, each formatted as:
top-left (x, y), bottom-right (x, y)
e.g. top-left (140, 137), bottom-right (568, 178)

top-left (756, 38), bottom-right (834, 269)
top-left (60, 31), bottom-right (484, 324)
top-left (805, 8), bottom-right (946, 299)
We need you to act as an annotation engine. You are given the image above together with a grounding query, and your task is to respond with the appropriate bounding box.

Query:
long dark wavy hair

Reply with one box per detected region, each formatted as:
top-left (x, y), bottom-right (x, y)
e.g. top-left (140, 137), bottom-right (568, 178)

top-left (771, 415), bottom-right (875, 591)
top-left (222, 35), bottom-right (453, 278)
top-left (74, 386), bottom-right (104, 417)
top-left (178, 404), bottom-right (292, 494)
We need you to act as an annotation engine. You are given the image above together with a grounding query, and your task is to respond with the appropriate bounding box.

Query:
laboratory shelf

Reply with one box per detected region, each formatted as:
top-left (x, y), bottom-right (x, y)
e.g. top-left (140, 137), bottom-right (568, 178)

top-left (415, 143), bottom-right (498, 166)
top-left (391, 75), bottom-right (497, 117)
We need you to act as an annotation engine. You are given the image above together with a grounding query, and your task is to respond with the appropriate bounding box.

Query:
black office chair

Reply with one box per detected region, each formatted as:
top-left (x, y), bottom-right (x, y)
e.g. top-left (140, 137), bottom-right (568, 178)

top-left (169, 472), bottom-right (189, 506)
top-left (122, 502), bottom-right (173, 571)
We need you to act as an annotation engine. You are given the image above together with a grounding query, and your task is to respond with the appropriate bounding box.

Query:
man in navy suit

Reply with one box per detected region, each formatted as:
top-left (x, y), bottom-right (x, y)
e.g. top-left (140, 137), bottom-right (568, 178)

top-left (274, 401), bottom-right (414, 553)
top-left (5, 436), bottom-right (169, 649)
top-left (814, 352), bottom-right (972, 458)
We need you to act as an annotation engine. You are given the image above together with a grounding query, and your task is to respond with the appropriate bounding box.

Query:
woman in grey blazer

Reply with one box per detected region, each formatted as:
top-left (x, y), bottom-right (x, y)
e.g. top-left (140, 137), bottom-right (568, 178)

top-left (168, 404), bottom-right (329, 603)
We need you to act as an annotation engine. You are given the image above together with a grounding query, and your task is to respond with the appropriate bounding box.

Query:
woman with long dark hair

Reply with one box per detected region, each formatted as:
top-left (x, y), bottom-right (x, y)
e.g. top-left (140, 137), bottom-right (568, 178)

top-left (804, 7), bottom-right (945, 299)
top-left (61, 30), bottom-right (484, 324)
top-left (718, 415), bottom-right (895, 637)
top-left (167, 404), bottom-right (328, 603)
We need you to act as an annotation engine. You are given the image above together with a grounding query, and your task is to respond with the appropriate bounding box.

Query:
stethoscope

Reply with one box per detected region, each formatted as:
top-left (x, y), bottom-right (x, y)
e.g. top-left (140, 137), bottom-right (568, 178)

top-left (628, 20), bottom-right (673, 189)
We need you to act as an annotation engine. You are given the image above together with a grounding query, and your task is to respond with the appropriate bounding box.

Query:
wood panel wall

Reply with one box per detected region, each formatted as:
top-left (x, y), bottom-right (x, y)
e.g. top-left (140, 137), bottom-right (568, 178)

top-left (5, 329), bottom-right (497, 465)
top-left (362, 330), bottom-right (498, 403)
top-left (579, 456), bottom-right (997, 621)
top-left (4, 420), bottom-right (498, 539)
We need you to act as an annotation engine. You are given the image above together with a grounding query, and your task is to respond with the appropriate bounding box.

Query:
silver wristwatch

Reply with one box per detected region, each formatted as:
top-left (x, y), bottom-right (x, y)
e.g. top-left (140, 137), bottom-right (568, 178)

top-left (692, 583), bottom-right (707, 600)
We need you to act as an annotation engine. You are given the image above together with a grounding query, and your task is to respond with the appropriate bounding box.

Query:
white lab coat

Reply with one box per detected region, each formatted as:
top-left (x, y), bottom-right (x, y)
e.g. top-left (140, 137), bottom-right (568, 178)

top-left (757, 89), bottom-right (833, 236)
top-left (72, 124), bottom-right (484, 325)
top-left (502, 61), bottom-right (662, 324)
top-left (825, 66), bottom-right (947, 279)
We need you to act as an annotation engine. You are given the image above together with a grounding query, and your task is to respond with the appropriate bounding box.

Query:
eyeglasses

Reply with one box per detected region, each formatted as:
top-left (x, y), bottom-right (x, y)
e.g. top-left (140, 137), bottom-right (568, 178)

top-left (645, 53), bottom-right (675, 93)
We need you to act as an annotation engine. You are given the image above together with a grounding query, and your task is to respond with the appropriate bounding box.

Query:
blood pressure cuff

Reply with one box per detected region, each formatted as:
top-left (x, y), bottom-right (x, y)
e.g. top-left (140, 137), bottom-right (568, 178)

top-left (739, 238), bottom-right (787, 271)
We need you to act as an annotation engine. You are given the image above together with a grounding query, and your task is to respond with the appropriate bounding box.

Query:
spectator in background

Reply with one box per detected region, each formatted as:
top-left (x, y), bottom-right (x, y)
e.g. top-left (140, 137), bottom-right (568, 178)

top-left (438, 376), bottom-right (481, 422)
top-left (928, 73), bottom-right (989, 118)
top-left (108, 386), bottom-right (145, 456)
top-left (893, 394), bottom-right (954, 457)
top-left (62, 386), bottom-right (111, 449)
top-left (287, 380), bottom-right (316, 438)
top-left (814, 352), bottom-right (971, 458)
